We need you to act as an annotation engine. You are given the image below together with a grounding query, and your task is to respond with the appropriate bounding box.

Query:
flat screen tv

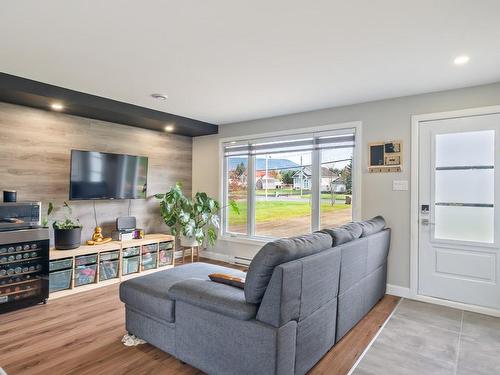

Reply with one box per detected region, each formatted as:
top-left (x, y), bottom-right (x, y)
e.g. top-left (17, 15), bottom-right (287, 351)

top-left (70, 150), bottom-right (148, 200)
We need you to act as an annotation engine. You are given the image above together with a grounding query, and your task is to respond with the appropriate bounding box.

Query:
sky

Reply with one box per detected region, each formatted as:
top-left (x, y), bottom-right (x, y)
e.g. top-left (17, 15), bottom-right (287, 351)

top-left (258, 147), bottom-right (353, 170)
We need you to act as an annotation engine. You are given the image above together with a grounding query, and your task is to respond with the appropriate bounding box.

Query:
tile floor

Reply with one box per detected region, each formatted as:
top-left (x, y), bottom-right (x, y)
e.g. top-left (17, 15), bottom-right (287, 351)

top-left (352, 299), bottom-right (500, 375)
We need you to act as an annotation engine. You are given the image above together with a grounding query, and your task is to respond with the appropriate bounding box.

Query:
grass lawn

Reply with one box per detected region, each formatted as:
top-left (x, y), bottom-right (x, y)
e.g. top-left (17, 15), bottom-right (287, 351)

top-left (228, 199), bottom-right (351, 225)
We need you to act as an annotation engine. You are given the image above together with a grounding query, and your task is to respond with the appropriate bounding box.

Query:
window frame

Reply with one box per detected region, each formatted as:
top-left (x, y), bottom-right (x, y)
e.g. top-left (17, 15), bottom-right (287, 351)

top-left (219, 121), bottom-right (362, 242)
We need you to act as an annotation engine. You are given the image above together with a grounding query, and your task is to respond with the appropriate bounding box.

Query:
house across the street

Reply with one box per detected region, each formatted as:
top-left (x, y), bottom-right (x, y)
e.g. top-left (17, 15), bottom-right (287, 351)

top-left (255, 171), bottom-right (282, 189)
top-left (292, 167), bottom-right (346, 192)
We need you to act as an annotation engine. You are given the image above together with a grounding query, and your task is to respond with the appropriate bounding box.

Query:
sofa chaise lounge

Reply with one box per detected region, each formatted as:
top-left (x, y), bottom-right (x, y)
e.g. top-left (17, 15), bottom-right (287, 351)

top-left (119, 216), bottom-right (390, 375)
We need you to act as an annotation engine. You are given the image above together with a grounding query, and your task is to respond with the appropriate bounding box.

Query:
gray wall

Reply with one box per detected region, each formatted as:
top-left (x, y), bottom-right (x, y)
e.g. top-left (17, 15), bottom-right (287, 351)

top-left (193, 81), bottom-right (500, 288)
top-left (0, 102), bottom-right (191, 245)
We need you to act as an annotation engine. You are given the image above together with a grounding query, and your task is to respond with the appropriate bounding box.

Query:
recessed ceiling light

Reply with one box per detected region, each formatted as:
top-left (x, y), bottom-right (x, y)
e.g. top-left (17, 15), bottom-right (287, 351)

top-left (454, 55), bottom-right (470, 66)
top-left (164, 125), bottom-right (174, 132)
top-left (151, 93), bottom-right (168, 101)
top-left (51, 102), bottom-right (64, 111)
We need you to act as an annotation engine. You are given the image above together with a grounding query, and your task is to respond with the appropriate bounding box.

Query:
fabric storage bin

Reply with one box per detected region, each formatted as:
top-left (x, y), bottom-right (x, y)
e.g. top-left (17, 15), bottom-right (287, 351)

top-left (49, 269), bottom-right (73, 293)
top-left (99, 260), bottom-right (119, 281)
top-left (49, 258), bottom-right (73, 272)
top-left (74, 264), bottom-right (97, 286)
top-left (122, 256), bottom-right (140, 275)
top-left (75, 254), bottom-right (98, 267)
top-left (159, 241), bottom-right (173, 251)
top-left (122, 246), bottom-right (140, 257)
top-left (159, 250), bottom-right (173, 267)
top-left (100, 251), bottom-right (120, 262)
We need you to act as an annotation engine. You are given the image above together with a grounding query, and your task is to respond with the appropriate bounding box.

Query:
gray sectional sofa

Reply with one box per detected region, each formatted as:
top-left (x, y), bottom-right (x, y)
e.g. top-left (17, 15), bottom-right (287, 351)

top-left (119, 216), bottom-right (390, 375)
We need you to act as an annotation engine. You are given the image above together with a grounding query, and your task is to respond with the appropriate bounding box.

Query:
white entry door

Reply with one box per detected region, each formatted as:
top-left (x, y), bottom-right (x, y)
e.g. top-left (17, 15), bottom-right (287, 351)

top-left (418, 112), bottom-right (500, 309)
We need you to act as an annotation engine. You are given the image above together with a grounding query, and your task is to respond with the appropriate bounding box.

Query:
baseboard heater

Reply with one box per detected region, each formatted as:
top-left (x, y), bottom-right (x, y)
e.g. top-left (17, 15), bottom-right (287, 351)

top-left (233, 256), bottom-right (252, 267)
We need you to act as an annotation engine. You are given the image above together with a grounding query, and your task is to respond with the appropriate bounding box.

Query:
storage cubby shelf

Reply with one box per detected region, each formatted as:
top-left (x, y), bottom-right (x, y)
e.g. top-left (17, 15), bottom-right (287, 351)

top-left (49, 234), bottom-right (175, 300)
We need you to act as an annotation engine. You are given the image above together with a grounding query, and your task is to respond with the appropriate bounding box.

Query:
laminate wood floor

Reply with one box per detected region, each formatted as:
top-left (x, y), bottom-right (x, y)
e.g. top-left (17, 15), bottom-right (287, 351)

top-left (0, 258), bottom-right (399, 375)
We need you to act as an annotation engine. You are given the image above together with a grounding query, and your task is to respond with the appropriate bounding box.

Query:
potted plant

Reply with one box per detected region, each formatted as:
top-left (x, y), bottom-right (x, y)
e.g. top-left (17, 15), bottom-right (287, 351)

top-left (155, 182), bottom-right (239, 247)
top-left (43, 201), bottom-right (83, 250)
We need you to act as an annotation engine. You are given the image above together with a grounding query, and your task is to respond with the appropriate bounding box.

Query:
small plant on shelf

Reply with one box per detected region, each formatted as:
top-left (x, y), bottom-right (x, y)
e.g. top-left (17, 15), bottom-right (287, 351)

top-left (155, 182), bottom-right (239, 247)
top-left (43, 201), bottom-right (83, 250)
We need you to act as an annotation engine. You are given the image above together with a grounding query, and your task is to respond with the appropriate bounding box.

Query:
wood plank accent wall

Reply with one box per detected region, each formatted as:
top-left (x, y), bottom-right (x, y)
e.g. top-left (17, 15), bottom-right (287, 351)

top-left (0, 102), bottom-right (192, 244)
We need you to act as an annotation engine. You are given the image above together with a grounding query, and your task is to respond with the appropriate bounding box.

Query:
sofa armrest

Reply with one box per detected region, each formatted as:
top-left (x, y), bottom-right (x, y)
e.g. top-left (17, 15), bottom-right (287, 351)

top-left (167, 278), bottom-right (258, 320)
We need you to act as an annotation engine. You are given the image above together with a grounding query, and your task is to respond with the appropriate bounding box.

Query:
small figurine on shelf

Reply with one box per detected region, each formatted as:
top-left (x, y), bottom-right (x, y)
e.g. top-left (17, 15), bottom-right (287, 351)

top-left (133, 229), bottom-right (145, 239)
top-left (86, 226), bottom-right (112, 246)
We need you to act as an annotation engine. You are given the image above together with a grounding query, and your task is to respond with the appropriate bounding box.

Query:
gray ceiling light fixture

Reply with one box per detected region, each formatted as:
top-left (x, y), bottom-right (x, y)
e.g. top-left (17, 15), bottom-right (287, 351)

top-left (151, 93), bottom-right (168, 100)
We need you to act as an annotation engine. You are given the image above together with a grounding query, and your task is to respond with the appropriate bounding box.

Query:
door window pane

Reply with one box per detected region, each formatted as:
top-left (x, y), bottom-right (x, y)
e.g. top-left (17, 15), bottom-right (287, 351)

top-left (434, 129), bottom-right (495, 244)
top-left (320, 148), bottom-right (353, 229)
top-left (255, 151), bottom-right (311, 237)
top-left (226, 156), bottom-right (248, 234)
top-left (435, 169), bottom-right (494, 205)
top-left (435, 206), bottom-right (494, 243)
top-left (435, 130), bottom-right (494, 167)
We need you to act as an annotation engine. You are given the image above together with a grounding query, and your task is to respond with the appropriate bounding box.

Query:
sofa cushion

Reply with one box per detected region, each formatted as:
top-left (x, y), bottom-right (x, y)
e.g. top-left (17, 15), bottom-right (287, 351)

top-left (359, 216), bottom-right (386, 237)
top-left (244, 232), bottom-right (332, 304)
top-left (321, 222), bottom-right (362, 246)
top-left (168, 278), bottom-right (257, 320)
top-left (119, 262), bottom-right (247, 322)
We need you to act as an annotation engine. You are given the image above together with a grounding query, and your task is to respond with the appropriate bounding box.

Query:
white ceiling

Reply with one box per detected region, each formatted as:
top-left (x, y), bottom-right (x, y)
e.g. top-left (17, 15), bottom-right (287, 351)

top-left (1, 1), bottom-right (500, 125)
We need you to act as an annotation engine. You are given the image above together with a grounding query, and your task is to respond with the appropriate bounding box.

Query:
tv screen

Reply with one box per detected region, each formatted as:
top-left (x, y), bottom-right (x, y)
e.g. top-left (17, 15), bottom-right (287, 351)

top-left (70, 150), bottom-right (148, 200)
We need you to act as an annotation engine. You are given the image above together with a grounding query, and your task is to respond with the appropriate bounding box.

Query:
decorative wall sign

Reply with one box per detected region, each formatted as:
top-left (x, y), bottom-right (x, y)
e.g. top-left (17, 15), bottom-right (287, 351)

top-left (368, 140), bottom-right (402, 172)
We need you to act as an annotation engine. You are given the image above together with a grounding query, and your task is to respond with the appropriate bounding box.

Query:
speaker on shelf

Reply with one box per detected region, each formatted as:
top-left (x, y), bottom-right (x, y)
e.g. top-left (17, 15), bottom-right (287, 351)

top-left (116, 216), bottom-right (136, 231)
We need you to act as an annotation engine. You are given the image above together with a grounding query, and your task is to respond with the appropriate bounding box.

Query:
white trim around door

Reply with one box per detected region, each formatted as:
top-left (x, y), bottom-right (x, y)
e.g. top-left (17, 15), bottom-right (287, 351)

top-left (410, 105), bottom-right (500, 317)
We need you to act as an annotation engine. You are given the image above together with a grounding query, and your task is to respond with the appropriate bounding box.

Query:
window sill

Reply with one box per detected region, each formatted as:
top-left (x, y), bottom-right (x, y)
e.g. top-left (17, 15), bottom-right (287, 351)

top-left (219, 235), bottom-right (270, 246)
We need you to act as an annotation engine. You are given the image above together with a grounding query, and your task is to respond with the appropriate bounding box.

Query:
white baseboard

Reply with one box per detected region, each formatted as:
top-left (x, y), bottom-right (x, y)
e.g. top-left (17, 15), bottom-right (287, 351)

top-left (386, 284), bottom-right (411, 298)
top-left (411, 294), bottom-right (500, 318)
top-left (390, 286), bottom-right (500, 318)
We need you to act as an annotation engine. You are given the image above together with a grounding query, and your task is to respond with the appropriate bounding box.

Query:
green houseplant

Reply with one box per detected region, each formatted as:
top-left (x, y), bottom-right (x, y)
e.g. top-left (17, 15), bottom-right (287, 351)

top-left (155, 182), bottom-right (239, 247)
top-left (43, 201), bottom-right (83, 250)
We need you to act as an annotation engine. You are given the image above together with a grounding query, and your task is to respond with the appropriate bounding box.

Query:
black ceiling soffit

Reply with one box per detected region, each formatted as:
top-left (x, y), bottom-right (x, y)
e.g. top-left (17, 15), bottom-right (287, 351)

top-left (0, 72), bottom-right (218, 137)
